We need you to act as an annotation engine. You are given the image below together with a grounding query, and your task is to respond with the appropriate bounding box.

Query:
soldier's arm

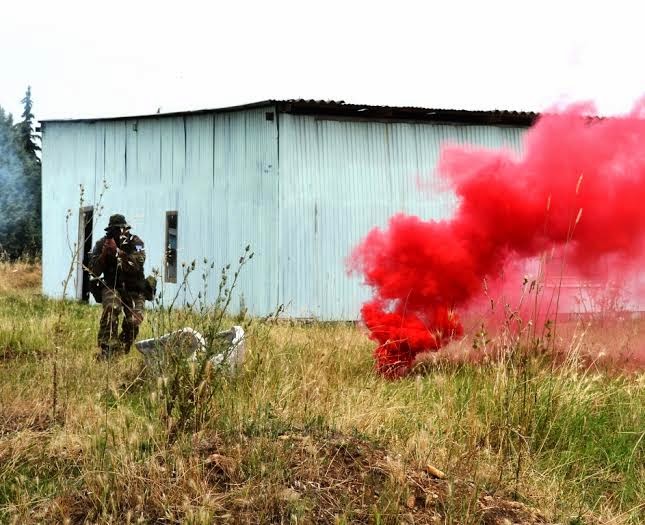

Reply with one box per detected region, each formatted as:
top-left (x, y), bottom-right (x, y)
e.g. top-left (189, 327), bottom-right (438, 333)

top-left (118, 236), bottom-right (146, 274)
top-left (87, 238), bottom-right (106, 276)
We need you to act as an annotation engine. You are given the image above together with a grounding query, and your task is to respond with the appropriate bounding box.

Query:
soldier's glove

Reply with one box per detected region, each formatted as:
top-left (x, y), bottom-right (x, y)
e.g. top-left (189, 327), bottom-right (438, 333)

top-left (102, 238), bottom-right (117, 257)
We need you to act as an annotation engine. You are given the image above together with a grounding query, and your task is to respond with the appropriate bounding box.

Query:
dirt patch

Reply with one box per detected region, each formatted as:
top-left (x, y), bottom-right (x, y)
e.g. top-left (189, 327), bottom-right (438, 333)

top-left (0, 262), bottom-right (41, 293)
top-left (0, 345), bottom-right (46, 362)
top-left (0, 402), bottom-right (56, 436)
top-left (32, 429), bottom-right (567, 524)
top-left (193, 431), bottom-right (552, 524)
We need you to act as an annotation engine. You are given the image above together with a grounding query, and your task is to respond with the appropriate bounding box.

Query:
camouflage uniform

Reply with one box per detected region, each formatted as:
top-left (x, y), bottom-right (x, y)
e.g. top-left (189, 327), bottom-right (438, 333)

top-left (88, 214), bottom-right (147, 358)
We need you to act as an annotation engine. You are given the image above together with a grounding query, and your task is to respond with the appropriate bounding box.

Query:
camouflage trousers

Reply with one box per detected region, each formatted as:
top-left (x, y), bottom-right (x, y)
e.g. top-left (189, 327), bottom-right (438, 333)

top-left (98, 287), bottom-right (145, 356)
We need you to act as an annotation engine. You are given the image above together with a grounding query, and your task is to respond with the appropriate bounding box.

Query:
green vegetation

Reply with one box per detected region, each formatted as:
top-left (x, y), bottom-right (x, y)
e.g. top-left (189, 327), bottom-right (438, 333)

top-left (0, 262), bottom-right (643, 524)
top-left (0, 86), bottom-right (41, 259)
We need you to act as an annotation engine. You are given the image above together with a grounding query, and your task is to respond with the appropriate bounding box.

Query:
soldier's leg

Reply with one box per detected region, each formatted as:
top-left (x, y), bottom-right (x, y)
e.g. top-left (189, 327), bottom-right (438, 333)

top-left (119, 293), bottom-right (145, 353)
top-left (98, 288), bottom-right (123, 357)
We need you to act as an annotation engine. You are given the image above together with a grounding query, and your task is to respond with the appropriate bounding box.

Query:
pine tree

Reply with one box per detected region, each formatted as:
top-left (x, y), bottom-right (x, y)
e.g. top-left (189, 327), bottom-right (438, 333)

top-left (0, 105), bottom-right (28, 258)
top-left (13, 87), bottom-right (42, 256)
top-left (16, 86), bottom-right (41, 160)
top-left (0, 88), bottom-right (42, 258)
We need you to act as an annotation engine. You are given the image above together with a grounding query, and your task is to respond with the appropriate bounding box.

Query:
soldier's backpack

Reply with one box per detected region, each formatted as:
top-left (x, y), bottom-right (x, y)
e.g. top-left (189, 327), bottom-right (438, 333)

top-left (144, 275), bottom-right (157, 301)
top-left (90, 278), bottom-right (103, 303)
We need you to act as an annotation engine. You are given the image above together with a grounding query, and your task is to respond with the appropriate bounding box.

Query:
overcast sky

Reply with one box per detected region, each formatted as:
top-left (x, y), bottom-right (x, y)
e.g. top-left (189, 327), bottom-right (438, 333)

top-left (1, 0), bottom-right (643, 122)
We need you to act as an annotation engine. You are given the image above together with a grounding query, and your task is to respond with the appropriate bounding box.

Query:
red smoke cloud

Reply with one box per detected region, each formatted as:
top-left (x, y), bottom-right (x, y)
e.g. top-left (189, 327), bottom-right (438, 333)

top-left (350, 101), bottom-right (645, 377)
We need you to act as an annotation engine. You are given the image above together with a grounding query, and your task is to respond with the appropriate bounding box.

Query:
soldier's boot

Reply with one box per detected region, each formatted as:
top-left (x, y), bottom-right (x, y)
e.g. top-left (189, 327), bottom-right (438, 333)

top-left (120, 313), bottom-right (142, 355)
top-left (96, 343), bottom-right (110, 361)
top-left (118, 332), bottom-right (133, 354)
top-left (98, 298), bottom-right (122, 358)
top-left (96, 341), bottom-right (122, 361)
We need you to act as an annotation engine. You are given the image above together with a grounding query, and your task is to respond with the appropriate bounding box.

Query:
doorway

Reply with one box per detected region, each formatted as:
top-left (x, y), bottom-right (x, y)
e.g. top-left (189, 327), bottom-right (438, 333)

top-left (77, 206), bottom-right (94, 302)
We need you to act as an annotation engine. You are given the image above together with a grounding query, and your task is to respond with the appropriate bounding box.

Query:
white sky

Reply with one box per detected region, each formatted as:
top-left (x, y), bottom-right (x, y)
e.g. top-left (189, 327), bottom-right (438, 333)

top-left (1, 0), bottom-right (643, 122)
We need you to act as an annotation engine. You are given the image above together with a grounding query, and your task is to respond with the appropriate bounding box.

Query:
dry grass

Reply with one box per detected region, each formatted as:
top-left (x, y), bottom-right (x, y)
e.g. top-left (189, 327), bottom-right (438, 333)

top-left (0, 262), bottom-right (643, 524)
top-left (0, 259), bottom-right (41, 295)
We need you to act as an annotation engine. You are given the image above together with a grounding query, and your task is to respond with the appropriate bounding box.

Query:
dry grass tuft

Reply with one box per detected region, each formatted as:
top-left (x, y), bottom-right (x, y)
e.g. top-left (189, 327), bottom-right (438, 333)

top-left (0, 260), bottom-right (41, 295)
top-left (0, 401), bottom-right (56, 436)
top-left (38, 428), bottom-right (547, 524)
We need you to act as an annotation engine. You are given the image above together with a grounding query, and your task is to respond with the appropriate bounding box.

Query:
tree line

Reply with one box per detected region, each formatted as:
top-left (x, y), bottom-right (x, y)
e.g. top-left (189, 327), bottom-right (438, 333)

top-left (0, 87), bottom-right (41, 259)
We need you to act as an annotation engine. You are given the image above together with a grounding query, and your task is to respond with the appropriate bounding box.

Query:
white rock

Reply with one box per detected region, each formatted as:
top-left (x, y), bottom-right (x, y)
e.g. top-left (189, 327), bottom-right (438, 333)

top-left (135, 326), bottom-right (246, 371)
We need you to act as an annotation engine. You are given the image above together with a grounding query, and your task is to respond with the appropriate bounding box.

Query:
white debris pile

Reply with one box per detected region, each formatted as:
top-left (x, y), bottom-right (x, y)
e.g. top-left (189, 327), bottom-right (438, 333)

top-left (134, 326), bottom-right (246, 371)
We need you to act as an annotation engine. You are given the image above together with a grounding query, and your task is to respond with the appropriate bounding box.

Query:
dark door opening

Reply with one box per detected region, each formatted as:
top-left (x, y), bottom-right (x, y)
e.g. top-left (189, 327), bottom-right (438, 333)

top-left (165, 211), bottom-right (178, 283)
top-left (78, 207), bottom-right (94, 302)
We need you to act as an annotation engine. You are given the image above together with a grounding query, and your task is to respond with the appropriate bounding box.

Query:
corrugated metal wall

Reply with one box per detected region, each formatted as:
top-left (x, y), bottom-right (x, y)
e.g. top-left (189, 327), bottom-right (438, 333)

top-left (278, 114), bottom-right (525, 319)
top-left (42, 108), bottom-right (526, 319)
top-left (42, 107), bottom-right (280, 315)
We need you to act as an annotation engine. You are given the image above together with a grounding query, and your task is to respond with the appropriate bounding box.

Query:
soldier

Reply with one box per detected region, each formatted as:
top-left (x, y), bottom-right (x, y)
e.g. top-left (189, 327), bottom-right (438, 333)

top-left (88, 214), bottom-right (147, 359)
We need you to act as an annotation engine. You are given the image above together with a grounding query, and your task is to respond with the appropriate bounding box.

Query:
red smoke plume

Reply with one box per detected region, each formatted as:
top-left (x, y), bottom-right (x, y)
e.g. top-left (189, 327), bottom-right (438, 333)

top-left (350, 101), bottom-right (645, 377)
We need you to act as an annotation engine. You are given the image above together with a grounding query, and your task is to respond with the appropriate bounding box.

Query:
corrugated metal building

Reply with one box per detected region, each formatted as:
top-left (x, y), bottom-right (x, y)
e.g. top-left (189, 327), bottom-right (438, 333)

top-left (40, 100), bottom-right (535, 319)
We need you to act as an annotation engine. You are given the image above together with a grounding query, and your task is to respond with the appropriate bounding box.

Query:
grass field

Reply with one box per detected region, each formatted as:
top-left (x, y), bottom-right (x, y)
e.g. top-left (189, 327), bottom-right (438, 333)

top-left (0, 260), bottom-right (643, 524)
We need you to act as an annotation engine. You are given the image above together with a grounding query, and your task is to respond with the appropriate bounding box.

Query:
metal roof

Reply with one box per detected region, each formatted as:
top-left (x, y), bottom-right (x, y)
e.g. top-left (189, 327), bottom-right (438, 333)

top-left (40, 99), bottom-right (538, 126)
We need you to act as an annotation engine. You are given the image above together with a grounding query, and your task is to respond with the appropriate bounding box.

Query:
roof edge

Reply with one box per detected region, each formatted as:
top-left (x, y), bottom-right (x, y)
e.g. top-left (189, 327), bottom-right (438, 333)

top-left (40, 100), bottom-right (278, 124)
top-left (276, 100), bottom-right (537, 126)
top-left (40, 99), bottom-right (539, 127)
